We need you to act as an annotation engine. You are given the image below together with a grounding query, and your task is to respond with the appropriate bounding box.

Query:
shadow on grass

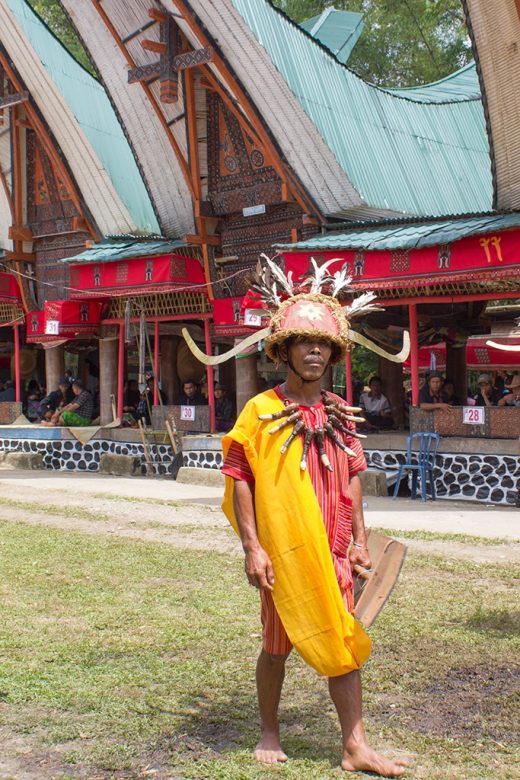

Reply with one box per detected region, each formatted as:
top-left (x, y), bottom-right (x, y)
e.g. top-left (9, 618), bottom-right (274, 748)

top-left (168, 682), bottom-right (339, 766)
top-left (465, 606), bottom-right (520, 637)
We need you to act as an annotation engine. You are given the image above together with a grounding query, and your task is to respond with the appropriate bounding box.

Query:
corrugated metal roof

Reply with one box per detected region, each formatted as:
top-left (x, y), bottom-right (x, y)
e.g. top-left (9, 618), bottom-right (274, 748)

top-left (61, 237), bottom-right (187, 265)
top-left (300, 9), bottom-right (364, 64)
top-left (231, 0), bottom-right (493, 217)
top-left (277, 212), bottom-right (520, 251)
top-left (383, 62), bottom-right (481, 104)
top-left (7, 0), bottom-right (160, 233)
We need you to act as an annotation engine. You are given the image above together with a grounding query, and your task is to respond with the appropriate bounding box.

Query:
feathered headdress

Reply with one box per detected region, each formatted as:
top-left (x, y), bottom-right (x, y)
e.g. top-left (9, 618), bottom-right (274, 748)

top-left (182, 255), bottom-right (409, 365)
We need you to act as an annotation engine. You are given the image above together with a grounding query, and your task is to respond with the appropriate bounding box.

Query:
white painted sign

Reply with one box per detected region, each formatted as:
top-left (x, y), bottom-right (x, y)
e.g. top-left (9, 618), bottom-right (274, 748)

top-left (180, 405), bottom-right (195, 421)
top-left (45, 319), bottom-right (60, 335)
top-left (243, 309), bottom-right (262, 327)
top-left (242, 204), bottom-right (266, 217)
top-left (463, 406), bottom-right (485, 425)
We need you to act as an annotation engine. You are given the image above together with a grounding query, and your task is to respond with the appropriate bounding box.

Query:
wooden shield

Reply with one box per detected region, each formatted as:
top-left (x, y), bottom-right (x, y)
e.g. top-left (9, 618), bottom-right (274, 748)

top-left (354, 529), bottom-right (407, 628)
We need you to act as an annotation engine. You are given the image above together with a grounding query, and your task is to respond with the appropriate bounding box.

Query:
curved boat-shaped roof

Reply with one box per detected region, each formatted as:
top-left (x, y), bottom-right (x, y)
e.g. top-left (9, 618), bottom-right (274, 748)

top-left (1, 0), bottom-right (160, 235)
top-left (384, 62), bottom-right (481, 104)
top-left (226, 0), bottom-right (492, 217)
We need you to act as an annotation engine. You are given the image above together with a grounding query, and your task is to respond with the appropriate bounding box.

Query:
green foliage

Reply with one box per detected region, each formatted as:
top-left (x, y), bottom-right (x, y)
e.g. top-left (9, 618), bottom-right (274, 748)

top-left (27, 0), bottom-right (95, 75)
top-left (273, 0), bottom-right (472, 86)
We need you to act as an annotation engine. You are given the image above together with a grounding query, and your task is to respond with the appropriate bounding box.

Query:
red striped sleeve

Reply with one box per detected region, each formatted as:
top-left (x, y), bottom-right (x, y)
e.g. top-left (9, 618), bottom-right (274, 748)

top-left (222, 440), bottom-right (255, 484)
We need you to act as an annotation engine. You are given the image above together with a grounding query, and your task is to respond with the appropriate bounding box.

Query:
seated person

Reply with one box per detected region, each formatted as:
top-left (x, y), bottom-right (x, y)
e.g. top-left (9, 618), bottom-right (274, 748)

top-left (179, 380), bottom-right (205, 406)
top-left (474, 373), bottom-right (502, 407)
top-left (123, 379), bottom-right (141, 415)
top-left (442, 379), bottom-right (461, 406)
top-left (359, 376), bottom-right (393, 429)
top-left (214, 383), bottom-right (234, 432)
top-left (419, 372), bottom-right (452, 411)
top-left (0, 379), bottom-right (16, 402)
top-left (43, 380), bottom-right (94, 427)
top-left (498, 375), bottom-right (520, 407)
top-left (37, 377), bottom-right (73, 421)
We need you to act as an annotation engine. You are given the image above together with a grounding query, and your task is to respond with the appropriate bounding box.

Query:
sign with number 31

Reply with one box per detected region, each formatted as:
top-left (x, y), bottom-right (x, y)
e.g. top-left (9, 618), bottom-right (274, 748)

top-left (463, 406), bottom-right (485, 425)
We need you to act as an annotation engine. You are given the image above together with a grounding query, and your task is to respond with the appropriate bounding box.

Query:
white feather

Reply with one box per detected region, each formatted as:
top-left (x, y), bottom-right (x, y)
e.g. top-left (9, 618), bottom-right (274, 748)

top-left (347, 291), bottom-right (380, 319)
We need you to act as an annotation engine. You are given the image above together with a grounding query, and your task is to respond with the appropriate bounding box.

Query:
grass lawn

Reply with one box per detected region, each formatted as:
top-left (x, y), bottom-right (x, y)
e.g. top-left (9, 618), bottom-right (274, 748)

top-left (0, 518), bottom-right (518, 779)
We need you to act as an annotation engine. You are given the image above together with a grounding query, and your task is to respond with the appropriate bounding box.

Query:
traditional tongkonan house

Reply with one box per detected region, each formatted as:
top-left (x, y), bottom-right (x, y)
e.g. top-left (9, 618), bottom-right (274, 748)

top-left (0, 0), bottom-right (518, 501)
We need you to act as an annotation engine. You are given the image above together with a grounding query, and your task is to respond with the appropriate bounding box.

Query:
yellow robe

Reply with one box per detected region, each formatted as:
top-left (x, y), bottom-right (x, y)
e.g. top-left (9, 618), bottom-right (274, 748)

top-left (222, 389), bottom-right (372, 677)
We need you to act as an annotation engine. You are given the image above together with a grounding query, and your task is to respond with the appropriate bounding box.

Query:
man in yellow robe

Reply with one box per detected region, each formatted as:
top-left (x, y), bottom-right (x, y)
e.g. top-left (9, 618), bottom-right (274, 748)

top-left (221, 295), bottom-right (407, 777)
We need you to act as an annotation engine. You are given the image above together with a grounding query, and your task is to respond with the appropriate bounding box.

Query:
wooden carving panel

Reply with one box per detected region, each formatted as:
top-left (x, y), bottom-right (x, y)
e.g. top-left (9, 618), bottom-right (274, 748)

top-left (27, 131), bottom-right (78, 237)
top-left (207, 92), bottom-right (281, 215)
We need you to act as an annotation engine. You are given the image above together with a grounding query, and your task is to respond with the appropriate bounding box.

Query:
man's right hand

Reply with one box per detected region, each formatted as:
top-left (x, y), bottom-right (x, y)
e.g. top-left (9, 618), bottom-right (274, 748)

top-left (245, 546), bottom-right (275, 591)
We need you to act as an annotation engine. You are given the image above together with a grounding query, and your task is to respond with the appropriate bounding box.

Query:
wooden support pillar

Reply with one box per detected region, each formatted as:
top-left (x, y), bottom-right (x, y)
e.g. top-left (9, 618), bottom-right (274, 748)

top-left (99, 338), bottom-right (118, 426)
top-left (345, 350), bottom-right (353, 405)
top-left (235, 348), bottom-right (259, 414)
top-left (117, 324), bottom-right (125, 421)
top-left (409, 304), bottom-right (419, 407)
top-left (160, 336), bottom-right (180, 404)
top-left (153, 321), bottom-right (160, 406)
top-left (204, 319), bottom-right (215, 432)
top-left (13, 325), bottom-right (20, 402)
top-left (378, 356), bottom-right (405, 429)
top-left (446, 342), bottom-right (467, 405)
top-left (45, 344), bottom-right (65, 393)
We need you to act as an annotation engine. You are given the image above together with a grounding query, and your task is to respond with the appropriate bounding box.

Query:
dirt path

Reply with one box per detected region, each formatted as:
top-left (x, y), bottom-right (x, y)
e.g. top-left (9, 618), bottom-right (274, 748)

top-left (0, 480), bottom-right (519, 565)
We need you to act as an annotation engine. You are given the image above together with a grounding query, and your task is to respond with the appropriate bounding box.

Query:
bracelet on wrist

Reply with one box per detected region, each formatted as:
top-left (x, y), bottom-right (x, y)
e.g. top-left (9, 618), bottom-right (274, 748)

top-left (352, 542), bottom-right (366, 549)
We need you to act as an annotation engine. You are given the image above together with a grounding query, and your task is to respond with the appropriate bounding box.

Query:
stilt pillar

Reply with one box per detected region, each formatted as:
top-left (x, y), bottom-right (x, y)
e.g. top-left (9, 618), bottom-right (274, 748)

top-left (204, 319), bottom-right (215, 433)
top-left (446, 342), bottom-right (467, 405)
top-left (409, 304), bottom-right (419, 407)
top-left (378, 356), bottom-right (405, 429)
top-left (345, 350), bottom-right (353, 404)
top-left (99, 338), bottom-right (118, 425)
top-left (160, 336), bottom-right (180, 404)
top-left (235, 348), bottom-right (258, 414)
top-left (13, 325), bottom-right (21, 402)
top-left (45, 344), bottom-right (65, 394)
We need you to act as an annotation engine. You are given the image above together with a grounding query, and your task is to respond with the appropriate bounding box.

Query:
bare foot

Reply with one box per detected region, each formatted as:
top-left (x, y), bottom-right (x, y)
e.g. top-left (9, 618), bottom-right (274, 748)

top-left (341, 745), bottom-right (409, 777)
top-left (254, 731), bottom-right (288, 764)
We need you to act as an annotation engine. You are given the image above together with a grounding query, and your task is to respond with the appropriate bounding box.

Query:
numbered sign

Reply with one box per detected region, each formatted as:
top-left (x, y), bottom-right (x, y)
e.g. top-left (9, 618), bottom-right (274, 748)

top-left (180, 405), bottom-right (195, 421)
top-left (243, 309), bottom-right (262, 327)
top-left (45, 319), bottom-right (60, 335)
top-left (463, 406), bottom-right (485, 425)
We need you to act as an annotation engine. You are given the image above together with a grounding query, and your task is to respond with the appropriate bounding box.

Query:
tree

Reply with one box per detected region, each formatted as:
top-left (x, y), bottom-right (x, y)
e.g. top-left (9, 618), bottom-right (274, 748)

top-left (27, 0), bottom-right (95, 74)
top-left (272, 0), bottom-right (472, 87)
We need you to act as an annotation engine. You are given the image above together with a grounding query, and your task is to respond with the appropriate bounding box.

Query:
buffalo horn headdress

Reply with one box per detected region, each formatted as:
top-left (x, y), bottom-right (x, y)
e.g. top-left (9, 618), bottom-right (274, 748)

top-left (182, 256), bottom-right (410, 365)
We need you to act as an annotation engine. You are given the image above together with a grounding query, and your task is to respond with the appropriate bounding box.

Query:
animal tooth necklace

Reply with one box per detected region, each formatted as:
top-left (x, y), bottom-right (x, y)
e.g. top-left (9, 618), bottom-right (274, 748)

top-left (258, 391), bottom-right (367, 472)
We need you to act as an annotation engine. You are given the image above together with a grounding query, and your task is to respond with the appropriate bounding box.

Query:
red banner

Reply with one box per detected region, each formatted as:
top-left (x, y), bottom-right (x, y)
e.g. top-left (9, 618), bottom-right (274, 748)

top-left (0, 271), bottom-right (22, 303)
top-left (403, 338), bottom-right (520, 370)
top-left (280, 228), bottom-right (520, 290)
top-left (69, 254), bottom-right (205, 298)
top-left (26, 300), bottom-right (104, 343)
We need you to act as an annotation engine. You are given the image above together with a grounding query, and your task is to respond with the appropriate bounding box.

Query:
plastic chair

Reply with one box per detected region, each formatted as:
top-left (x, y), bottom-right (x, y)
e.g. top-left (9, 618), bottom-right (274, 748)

top-left (392, 432), bottom-right (440, 501)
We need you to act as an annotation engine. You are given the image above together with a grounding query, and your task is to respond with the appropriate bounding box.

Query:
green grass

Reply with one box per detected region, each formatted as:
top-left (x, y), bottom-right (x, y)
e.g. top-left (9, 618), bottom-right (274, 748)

top-left (0, 519), bottom-right (518, 779)
top-left (0, 496), bottom-right (111, 522)
top-left (370, 526), bottom-right (517, 546)
top-left (93, 492), bottom-right (183, 508)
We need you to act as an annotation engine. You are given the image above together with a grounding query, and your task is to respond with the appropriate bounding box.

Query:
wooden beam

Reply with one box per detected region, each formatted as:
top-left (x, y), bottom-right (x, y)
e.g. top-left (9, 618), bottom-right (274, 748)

top-left (90, 0), bottom-right (194, 198)
top-left (5, 250), bottom-right (35, 262)
top-left (128, 61), bottom-right (161, 84)
top-left (148, 8), bottom-right (167, 23)
top-left (72, 216), bottom-right (89, 232)
top-left (184, 233), bottom-right (220, 247)
top-left (174, 47), bottom-right (213, 71)
top-left (141, 39), bottom-right (167, 54)
top-left (0, 91), bottom-right (28, 109)
top-left (8, 225), bottom-right (32, 242)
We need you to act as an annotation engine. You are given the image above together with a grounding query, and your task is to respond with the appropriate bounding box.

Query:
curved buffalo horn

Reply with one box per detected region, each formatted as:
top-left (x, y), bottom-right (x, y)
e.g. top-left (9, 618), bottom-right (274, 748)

top-left (349, 329), bottom-right (410, 363)
top-left (486, 339), bottom-right (520, 352)
top-left (182, 326), bottom-right (271, 366)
